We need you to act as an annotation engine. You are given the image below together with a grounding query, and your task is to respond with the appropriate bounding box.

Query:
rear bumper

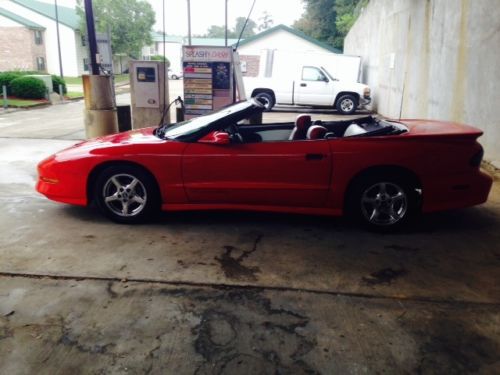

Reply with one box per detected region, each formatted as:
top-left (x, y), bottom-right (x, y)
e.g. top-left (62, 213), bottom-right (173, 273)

top-left (422, 170), bottom-right (493, 213)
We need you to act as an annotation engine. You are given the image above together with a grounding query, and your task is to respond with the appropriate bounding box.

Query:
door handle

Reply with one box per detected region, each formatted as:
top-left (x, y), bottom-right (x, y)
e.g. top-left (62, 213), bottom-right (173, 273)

top-left (300, 83), bottom-right (307, 87)
top-left (305, 153), bottom-right (325, 160)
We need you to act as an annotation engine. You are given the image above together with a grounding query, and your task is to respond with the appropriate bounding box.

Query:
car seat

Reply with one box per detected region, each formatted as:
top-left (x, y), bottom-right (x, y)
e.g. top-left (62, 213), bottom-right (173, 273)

top-left (289, 114), bottom-right (312, 140)
top-left (306, 125), bottom-right (328, 140)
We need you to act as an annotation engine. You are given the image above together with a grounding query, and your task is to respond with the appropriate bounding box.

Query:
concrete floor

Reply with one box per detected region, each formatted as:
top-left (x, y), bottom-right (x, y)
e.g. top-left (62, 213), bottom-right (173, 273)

top-left (0, 83), bottom-right (499, 373)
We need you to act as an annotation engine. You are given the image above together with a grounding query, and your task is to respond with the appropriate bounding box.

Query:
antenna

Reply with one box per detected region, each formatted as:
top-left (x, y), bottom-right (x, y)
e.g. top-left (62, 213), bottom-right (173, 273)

top-left (235, 0), bottom-right (257, 51)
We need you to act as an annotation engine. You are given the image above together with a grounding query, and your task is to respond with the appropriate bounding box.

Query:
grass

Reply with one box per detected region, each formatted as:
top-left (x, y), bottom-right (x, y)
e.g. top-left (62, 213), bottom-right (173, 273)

top-left (4, 97), bottom-right (48, 107)
top-left (65, 92), bottom-right (84, 99)
top-left (113, 74), bottom-right (129, 84)
top-left (63, 76), bottom-right (82, 85)
top-left (64, 74), bottom-right (129, 86)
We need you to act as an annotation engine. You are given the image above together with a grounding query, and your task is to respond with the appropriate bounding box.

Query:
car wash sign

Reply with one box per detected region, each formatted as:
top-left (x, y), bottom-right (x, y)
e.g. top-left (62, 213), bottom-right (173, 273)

top-left (182, 46), bottom-right (233, 117)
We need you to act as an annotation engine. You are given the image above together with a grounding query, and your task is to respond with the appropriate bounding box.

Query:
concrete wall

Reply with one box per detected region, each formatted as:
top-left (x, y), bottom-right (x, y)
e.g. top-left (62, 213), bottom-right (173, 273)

top-left (345, 0), bottom-right (500, 166)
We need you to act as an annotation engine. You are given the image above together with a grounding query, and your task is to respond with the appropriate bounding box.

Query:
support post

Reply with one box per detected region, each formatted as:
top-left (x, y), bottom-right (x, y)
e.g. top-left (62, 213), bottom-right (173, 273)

top-left (225, 0), bottom-right (228, 46)
top-left (187, 0), bottom-right (192, 45)
top-left (84, 0), bottom-right (100, 75)
top-left (59, 84), bottom-right (64, 102)
top-left (2, 85), bottom-right (7, 109)
top-left (54, 0), bottom-right (64, 78)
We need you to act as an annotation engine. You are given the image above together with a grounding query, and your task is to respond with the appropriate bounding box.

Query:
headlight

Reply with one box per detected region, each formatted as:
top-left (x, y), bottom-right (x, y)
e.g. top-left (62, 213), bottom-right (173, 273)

top-left (363, 87), bottom-right (371, 97)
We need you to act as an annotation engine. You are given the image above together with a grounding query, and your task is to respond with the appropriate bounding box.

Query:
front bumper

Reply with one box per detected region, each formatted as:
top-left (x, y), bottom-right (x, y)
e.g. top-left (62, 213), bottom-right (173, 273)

top-left (359, 96), bottom-right (371, 108)
top-left (36, 156), bottom-right (88, 206)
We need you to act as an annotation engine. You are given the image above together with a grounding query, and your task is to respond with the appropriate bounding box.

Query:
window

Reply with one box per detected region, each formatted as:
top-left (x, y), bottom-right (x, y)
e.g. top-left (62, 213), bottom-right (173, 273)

top-left (81, 34), bottom-right (87, 46)
top-left (36, 57), bottom-right (45, 71)
top-left (34, 30), bottom-right (43, 45)
top-left (83, 58), bottom-right (89, 72)
top-left (302, 66), bottom-right (328, 82)
top-left (240, 60), bottom-right (247, 73)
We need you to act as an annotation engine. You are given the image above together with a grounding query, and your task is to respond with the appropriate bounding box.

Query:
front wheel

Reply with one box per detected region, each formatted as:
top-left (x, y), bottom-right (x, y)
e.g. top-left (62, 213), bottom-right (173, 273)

top-left (336, 94), bottom-right (358, 115)
top-left (254, 92), bottom-right (275, 111)
top-left (94, 165), bottom-right (160, 224)
top-left (348, 175), bottom-right (417, 231)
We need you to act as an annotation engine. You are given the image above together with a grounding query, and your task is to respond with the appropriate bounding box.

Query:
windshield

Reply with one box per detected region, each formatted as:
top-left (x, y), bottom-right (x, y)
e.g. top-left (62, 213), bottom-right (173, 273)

top-left (320, 66), bottom-right (335, 81)
top-left (156, 101), bottom-right (257, 140)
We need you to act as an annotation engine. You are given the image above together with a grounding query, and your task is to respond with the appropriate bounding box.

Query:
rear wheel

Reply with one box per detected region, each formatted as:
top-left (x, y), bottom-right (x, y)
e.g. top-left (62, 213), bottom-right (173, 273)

top-left (348, 174), bottom-right (417, 231)
top-left (171, 74), bottom-right (178, 80)
top-left (336, 94), bottom-right (358, 115)
top-left (94, 165), bottom-right (159, 224)
top-left (254, 92), bottom-right (275, 111)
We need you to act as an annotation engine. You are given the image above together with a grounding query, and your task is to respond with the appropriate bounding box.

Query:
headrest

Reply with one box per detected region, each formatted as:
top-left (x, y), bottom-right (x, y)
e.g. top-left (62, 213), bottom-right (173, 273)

top-left (307, 125), bottom-right (328, 140)
top-left (295, 114), bottom-right (312, 130)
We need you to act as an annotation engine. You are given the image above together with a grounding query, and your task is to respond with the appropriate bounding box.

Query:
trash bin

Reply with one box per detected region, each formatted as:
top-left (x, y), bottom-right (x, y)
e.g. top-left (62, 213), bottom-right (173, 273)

top-left (116, 105), bottom-right (132, 132)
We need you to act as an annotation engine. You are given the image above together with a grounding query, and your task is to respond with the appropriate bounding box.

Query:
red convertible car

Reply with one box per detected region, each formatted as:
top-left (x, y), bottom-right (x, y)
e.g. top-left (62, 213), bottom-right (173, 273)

top-left (37, 99), bottom-right (492, 229)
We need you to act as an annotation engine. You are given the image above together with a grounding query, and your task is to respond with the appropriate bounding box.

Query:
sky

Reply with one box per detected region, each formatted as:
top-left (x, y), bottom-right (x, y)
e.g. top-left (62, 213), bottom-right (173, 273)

top-left (146, 0), bottom-right (306, 36)
top-left (51, 0), bottom-right (305, 36)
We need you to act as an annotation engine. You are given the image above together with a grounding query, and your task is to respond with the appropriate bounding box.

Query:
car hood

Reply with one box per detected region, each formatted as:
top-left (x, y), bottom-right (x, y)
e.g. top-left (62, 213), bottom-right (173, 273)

top-left (52, 127), bottom-right (168, 160)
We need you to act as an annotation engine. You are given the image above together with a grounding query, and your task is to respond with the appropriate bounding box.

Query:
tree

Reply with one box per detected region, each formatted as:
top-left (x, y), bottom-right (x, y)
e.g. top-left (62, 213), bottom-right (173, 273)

top-left (202, 17), bottom-right (256, 40)
top-left (77, 0), bottom-right (155, 58)
top-left (293, 0), bottom-right (363, 51)
top-left (205, 25), bottom-right (228, 38)
top-left (258, 11), bottom-right (274, 31)
top-left (233, 17), bottom-right (257, 39)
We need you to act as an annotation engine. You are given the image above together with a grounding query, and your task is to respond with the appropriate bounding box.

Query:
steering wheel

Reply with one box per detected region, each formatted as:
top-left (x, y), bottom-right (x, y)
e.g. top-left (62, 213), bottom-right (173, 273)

top-left (227, 123), bottom-right (244, 143)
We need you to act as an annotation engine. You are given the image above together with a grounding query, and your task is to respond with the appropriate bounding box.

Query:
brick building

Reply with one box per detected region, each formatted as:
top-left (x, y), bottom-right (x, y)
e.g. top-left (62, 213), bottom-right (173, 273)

top-left (0, 7), bottom-right (47, 72)
top-left (0, 0), bottom-right (87, 76)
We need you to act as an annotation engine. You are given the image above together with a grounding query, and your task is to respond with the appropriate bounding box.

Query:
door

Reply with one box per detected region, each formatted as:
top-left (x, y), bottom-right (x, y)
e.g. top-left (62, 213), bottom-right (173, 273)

top-left (182, 139), bottom-right (332, 208)
top-left (295, 66), bottom-right (334, 106)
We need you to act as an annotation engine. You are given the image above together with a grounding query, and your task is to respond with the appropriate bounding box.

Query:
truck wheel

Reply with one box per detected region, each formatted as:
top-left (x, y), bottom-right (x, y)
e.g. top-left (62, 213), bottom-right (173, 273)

top-left (336, 94), bottom-right (358, 115)
top-left (254, 92), bottom-right (275, 111)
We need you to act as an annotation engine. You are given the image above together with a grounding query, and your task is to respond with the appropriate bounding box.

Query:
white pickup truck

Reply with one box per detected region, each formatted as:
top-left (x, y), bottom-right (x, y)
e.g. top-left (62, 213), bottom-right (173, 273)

top-left (244, 64), bottom-right (371, 115)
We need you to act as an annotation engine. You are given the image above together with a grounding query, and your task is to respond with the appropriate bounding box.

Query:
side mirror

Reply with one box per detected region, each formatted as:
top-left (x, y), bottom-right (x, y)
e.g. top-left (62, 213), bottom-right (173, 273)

top-left (199, 131), bottom-right (230, 145)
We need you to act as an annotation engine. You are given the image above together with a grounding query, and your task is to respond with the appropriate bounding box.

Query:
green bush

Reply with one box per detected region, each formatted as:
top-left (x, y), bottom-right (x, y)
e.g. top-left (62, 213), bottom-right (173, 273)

top-left (150, 55), bottom-right (170, 67)
top-left (0, 72), bottom-right (23, 95)
top-left (10, 76), bottom-right (47, 99)
top-left (51, 75), bottom-right (67, 94)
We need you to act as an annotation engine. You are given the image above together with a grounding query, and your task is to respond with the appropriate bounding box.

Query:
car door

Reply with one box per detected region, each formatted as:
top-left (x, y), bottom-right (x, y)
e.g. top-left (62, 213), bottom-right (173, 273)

top-left (182, 138), bottom-right (332, 208)
top-left (295, 66), bottom-right (334, 106)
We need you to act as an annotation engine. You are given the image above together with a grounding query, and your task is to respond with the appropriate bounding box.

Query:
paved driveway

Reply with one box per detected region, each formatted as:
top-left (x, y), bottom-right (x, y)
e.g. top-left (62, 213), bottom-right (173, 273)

top-left (0, 97), bottom-right (499, 374)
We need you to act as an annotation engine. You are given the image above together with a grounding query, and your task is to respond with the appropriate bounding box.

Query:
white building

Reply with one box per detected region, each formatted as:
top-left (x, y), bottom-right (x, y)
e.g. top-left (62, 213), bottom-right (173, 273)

top-left (235, 24), bottom-right (340, 77)
top-left (0, 0), bottom-right (87, 77)
top-left (142, 25), bottom-right (339, 77)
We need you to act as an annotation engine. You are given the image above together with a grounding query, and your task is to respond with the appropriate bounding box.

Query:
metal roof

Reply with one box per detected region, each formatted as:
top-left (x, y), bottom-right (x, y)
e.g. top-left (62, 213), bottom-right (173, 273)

top-left (233, 24), bottom-right (340, 53)
top-left (11, 0), bottom-right (79, 30)
top-left (151, 32), bottom-right (239, 47)
top-left (0, 6), bottom-right (44, 29)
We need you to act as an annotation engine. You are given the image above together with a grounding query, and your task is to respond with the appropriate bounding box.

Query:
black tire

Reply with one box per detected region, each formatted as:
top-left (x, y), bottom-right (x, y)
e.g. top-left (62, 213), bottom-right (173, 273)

top-left (172, 75), bottom-right (178, 80)
top-left (94, 165), bottom-right (160, 224)
top-left (336, 94), bottom-right (358, 115)
top-left (347, 174), bottom-right (417, 231)
top-left (254, 92), bottom-right (275, 111)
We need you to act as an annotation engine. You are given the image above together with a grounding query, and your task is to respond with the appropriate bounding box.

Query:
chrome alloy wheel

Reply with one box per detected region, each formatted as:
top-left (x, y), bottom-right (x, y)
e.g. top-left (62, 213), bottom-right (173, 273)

top-left (102, 174), bottom-right (147, 217)
top-left (361, 182), bottom-right (408, 226)
top-left (340, 98), bottom-right (355, 112)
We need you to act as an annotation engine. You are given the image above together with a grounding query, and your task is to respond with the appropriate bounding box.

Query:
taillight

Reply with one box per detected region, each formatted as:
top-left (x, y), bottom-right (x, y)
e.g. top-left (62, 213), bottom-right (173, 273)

top-left (470, 146), bottom-right (484, 167)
